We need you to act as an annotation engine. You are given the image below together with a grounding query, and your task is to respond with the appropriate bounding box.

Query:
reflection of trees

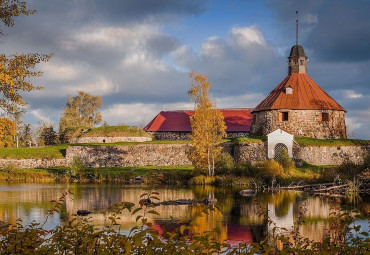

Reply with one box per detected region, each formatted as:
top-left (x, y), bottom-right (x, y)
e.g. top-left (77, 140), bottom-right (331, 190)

top-left (271, 192), bottom-right (298, 218)
top-left (188, 204), bottom-right (227, 243)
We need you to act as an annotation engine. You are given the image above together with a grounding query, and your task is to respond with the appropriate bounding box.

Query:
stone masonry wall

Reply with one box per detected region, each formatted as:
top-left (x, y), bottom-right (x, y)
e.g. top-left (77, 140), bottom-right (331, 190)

top-left (151, 132), bottom-right (191, 141)
top-left (234, 142), bottom-right (267, 163)
top-left (294, 144), bottom-right (370, 165)
top-left (0, 142), bottom-right (368, 169)
top-left (250, 109), bottom-right (346, 139)
top-left (72, 136), bottom-right (152, 143)
top-left (151, 131), bottom-right (249, 140)
top-left (66, 144), bottom-right (193, 167)
top-left (0, 159), bottom-right (68, 169)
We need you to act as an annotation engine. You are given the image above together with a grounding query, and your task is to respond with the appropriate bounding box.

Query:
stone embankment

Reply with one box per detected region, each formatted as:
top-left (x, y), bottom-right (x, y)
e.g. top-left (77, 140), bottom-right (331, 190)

top-left (0, 158), bottom-right (68, 169)
top-left (66, 144), bottom-right (192, 167)
top-left (0, 142), bottom-right (368, 169)
top-left (295, 145), bottom-right (369, 165)
top-left (72, 136), bottom-right (152, 143)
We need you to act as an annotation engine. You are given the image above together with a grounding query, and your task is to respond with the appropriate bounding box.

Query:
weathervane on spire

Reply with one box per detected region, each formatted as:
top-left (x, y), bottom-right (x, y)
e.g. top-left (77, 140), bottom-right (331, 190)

top-left (296, 10), bottom-right (299, 45)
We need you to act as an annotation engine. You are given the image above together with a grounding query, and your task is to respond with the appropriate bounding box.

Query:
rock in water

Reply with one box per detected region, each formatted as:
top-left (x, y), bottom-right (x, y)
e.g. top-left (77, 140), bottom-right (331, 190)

top-left (77, 210), bottom-right (92, 216)
top-left (239, 189), bottom-right (256, 196)
top-left (204, 198), bottom-right (217, 204)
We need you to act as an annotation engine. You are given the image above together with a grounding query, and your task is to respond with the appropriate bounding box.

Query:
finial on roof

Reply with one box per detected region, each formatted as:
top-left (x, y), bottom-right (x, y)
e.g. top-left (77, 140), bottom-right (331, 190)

top-left (296, 10), bottom-right (299, 45)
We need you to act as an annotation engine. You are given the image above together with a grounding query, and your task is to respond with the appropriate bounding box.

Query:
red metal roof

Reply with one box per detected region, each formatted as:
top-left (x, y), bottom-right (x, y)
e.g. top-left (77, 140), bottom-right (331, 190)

top-left (252, 73), bottom-right (345, 112)
top-left (144, 108), bottom-right (253, 132)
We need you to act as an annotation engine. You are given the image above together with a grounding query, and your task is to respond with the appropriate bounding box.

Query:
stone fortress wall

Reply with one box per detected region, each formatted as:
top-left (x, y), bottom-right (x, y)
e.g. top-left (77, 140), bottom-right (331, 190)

top-left (250, 110), bottom-right (347, 139)
top-left (0, 142), bottom-right (368, 169)
top-left (149, 131), bottom-right (249, 140)
top-left (71, 136), bottom-right (152, 143)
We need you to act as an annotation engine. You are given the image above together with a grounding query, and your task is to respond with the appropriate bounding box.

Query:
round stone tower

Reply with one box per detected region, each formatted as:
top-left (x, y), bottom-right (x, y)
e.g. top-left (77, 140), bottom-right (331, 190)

top-left (249, 44), bottom-right (347, 139)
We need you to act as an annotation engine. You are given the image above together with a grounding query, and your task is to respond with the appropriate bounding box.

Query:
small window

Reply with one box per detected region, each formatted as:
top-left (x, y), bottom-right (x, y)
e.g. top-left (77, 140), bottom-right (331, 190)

top-left (322, 112), bottom-right (329, 122)
top-left (294, 60), bottom-right (298, 65)
top-left (300, 60), bottom-right (304, 65)
top-left (278, 112), bottom-right (289, 121)
top-left (285, 86), bottom-right (293, 94)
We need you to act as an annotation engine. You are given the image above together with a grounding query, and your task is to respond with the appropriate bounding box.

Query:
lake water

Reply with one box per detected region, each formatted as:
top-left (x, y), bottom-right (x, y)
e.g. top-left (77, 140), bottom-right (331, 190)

top-left (0, 183), bottom-right (369, 245)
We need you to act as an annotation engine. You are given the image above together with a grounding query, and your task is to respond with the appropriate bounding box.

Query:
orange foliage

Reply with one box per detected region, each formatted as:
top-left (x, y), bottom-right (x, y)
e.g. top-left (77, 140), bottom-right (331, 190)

top-left (0, 118), bottom-right (16, 147)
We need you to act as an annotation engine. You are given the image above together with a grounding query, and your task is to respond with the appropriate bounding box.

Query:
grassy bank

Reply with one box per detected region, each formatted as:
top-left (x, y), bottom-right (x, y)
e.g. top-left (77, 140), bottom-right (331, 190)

top-left (0, 145), bottom-right (68, 159)
top-left (0, 165), bottom-right (193, 184)
top-left (295, 137), bottom-right (370, 147)
top-left (63, 125), bottom-right (152, 138)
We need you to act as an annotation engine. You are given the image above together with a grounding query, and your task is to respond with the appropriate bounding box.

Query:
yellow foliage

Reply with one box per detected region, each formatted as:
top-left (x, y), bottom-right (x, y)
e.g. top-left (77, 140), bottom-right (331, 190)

top-left (0, 118), bottom-right (16, 147)
top-left (188, 71), bottom-right (226, 176)
top-left (0, 53), bottom-right (53, 116)
top-left (257, 159), bottom-right (284, 178)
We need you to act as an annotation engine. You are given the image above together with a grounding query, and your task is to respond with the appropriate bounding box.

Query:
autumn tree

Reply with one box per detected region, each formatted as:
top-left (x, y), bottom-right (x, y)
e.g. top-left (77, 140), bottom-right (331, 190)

top-left (188, 71), bottom-right (226, 176)
top-left (0, 1), bottom-right (53, 118)
top-left (0, 118), bottom-right (16, 147)
top-left (59, 91), bottom-right (103, 132)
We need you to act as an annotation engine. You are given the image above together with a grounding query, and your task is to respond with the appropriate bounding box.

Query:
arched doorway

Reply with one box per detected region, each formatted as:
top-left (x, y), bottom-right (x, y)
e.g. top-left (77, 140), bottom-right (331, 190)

top-left (274, 143), bottom-right (289, 161)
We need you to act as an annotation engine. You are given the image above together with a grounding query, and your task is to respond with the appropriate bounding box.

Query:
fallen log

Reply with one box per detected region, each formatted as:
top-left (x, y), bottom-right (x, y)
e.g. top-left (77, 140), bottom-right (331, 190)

top-left (311, 183), bottom-right (350, 192)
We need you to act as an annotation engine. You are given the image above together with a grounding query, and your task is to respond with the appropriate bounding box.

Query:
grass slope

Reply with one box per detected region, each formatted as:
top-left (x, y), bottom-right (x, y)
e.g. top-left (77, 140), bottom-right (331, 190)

top-left (0, 145), bottom-right (68, 159)
top-left (79, 125), bottom-right (152, 138)
top-left (295, 137), bottom-right (370, 147)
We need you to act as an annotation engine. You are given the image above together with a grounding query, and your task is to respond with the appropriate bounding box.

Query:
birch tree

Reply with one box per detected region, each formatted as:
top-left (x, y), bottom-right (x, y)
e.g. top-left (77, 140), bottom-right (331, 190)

top-left (188, 71), bottom-right (226, 176)
top-left (59, 91), bottom-right (103, 132)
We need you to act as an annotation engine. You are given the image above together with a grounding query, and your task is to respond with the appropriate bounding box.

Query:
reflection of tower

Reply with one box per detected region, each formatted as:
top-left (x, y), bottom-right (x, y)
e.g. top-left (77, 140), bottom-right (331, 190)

top-left (268, 203), bottom-right (294, 233)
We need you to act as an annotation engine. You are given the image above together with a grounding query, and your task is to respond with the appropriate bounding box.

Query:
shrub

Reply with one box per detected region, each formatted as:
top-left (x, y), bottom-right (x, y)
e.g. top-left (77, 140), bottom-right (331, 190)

top-left (335, 158), bottom-right (360, 177)
top-left (68, 156), bottom-right (84, 178)
top-left (189, 175), bottom-right (217, 185)
top-left (234, 161), bottom-right (258, 176)
top-left (361, 153), bottom-right (370, 169)
top-left (256, 159), bottom-right (284, 178)
top-left (215, 152), bottom-right (235, 175)
top-left (275, 148), bottom-right (294, 173)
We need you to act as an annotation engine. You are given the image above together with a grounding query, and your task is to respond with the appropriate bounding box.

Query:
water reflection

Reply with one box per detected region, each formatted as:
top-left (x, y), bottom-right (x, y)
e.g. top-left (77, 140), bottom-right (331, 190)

top-left (0, 183), bottom-right (368, 244)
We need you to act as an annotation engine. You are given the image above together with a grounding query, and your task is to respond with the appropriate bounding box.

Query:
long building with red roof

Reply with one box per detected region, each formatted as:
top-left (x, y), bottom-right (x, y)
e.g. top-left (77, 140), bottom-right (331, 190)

top-left (144, 108), bottom-right (253, 140)
top-left (250, 44), bottom-right (346, 139)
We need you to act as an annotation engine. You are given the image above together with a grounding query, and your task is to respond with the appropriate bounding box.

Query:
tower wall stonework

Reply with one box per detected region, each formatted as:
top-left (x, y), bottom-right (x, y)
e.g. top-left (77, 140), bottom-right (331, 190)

top-left (250, 109), bottom-right (346, 139)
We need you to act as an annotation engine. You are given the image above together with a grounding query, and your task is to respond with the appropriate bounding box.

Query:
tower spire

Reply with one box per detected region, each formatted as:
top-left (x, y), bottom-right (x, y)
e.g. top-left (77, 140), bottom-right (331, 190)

top-left (296, 10), bottom-right (299, 45)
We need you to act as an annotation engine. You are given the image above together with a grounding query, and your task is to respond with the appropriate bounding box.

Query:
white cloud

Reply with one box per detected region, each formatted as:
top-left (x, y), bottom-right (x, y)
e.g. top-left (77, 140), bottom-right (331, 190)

top-left (39, 61), bottom-right (80, 81)
top-left (342, 90), bottom-right (363, 99)
top-left (231, 25), bottom-right (266, 46)
top-left (101, 101), bottom-right (194, 126)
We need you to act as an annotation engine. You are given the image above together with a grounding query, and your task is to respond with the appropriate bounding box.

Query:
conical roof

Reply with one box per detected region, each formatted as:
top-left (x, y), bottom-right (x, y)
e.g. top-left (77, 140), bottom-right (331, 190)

top-left (289, 45), bottom-right (307, 58)
top-left (252, 73), bottom-right (345, 112)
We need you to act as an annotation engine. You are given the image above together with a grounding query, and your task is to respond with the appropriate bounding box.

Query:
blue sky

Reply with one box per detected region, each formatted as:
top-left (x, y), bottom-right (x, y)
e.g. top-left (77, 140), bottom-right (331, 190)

top-left (1, 0), bottom-right (369, 139)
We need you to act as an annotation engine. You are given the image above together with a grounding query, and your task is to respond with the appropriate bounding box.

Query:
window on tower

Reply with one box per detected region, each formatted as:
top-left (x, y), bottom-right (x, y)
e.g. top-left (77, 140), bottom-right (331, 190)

top-left (322, 112), bottom-right (329, 122)
top-left (278, 112), bottom-right (289, 121)
top-left (300, 60), bottom-right (304, 65)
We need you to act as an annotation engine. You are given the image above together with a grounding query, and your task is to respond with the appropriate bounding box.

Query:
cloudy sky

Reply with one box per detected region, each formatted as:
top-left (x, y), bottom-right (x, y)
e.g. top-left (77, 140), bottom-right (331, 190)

top-left (1, 0), bottom-right (369, 139)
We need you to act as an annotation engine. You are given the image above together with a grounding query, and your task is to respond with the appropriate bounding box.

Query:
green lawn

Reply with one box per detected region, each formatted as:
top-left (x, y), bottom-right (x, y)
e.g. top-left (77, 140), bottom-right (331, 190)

top-left (0, 145), bottom-right (68, 159)
top-left (295, 137), bottom-right (370, 147)
top-left (63, 125), bottom-right (152, 138)
top-left (232, 136), bottom-right (266, 144)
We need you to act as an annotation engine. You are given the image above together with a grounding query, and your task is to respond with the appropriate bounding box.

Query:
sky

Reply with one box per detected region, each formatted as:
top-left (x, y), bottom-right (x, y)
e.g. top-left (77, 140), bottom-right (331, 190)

top-left (1, 0), bottom-right (369, 139)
